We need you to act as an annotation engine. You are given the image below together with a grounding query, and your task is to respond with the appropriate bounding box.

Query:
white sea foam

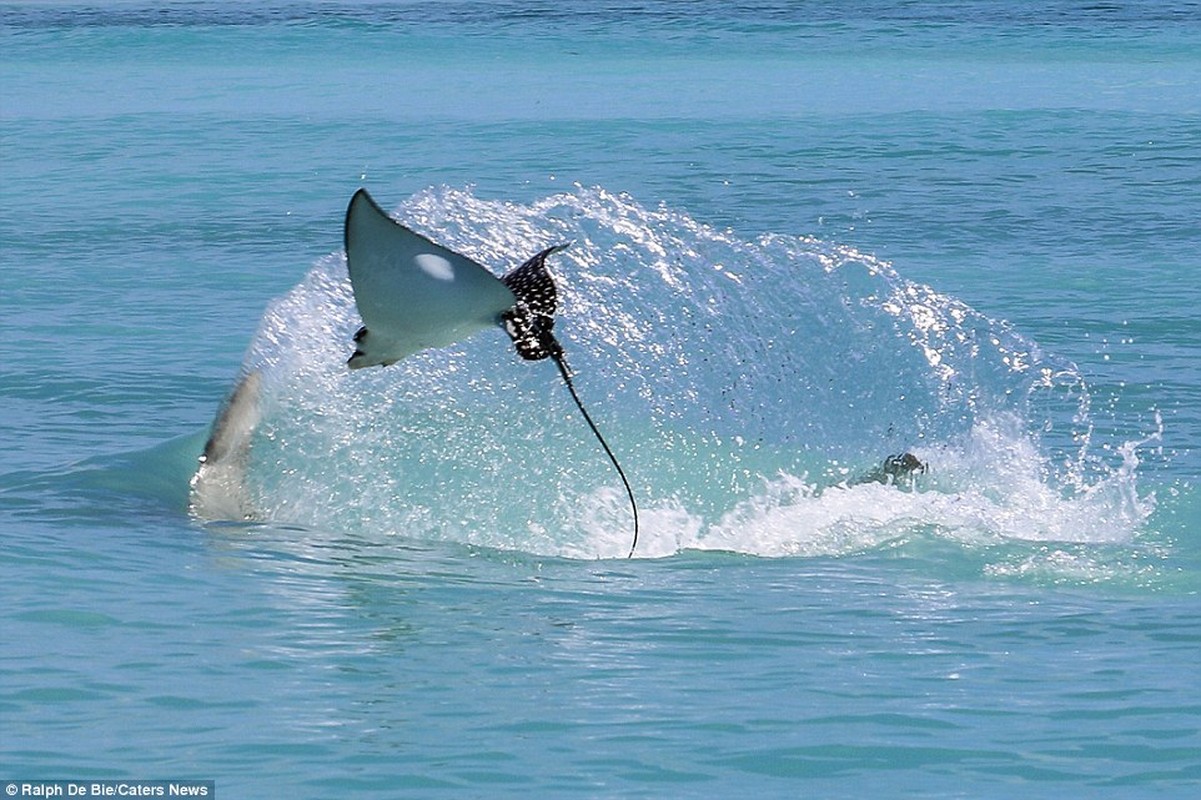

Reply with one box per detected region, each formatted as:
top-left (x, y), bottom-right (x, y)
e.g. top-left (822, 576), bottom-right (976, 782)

top-left (554, 414), bottom-right (1157, 561)
top-left (191, 186), bottom-right (1157, 571)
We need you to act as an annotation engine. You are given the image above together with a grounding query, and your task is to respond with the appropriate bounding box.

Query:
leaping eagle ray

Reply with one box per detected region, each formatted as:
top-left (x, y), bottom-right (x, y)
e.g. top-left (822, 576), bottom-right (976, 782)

top-left (193, 189), bottom-right (639, 558)
top-left (344, 189), bottom-right (638, 556)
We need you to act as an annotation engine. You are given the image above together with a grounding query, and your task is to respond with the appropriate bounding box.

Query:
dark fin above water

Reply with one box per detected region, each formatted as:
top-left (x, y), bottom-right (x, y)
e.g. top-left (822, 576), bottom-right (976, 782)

top-left (191, 369), bottom-right (263, 521)
top-left (200, 370), bottom-right (263, 466)
top-left (848, 452), bottom-right (928, 488)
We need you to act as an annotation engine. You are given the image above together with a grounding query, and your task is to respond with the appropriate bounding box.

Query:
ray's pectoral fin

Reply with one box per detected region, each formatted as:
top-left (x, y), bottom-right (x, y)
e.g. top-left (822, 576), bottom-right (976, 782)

top-left (343, 188), bottom-right (517, 369)
top-left (500, 243), bottom-right (570, 361)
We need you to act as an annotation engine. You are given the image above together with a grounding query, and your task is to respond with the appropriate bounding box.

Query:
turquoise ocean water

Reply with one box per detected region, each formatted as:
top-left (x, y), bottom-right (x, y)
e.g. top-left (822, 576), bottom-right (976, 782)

top-left (2, 1), bottom-right (1199, 796)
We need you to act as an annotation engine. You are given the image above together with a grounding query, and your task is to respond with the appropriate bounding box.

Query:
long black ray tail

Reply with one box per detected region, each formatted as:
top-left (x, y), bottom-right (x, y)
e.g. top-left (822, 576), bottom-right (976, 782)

top-left (501, 244), bottom-right (640, 558)
top-left (548, 343), bottom-right (640, 559)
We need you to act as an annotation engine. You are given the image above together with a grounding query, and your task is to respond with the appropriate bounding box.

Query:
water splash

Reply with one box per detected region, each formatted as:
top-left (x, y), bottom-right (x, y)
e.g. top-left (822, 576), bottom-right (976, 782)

top-left (191, 185), bottom-right (1155, 561)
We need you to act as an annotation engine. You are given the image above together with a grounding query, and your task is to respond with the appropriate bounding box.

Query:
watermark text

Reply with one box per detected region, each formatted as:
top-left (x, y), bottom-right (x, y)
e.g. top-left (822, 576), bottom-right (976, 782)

top-left (5, 782), bottom-right (213, 798)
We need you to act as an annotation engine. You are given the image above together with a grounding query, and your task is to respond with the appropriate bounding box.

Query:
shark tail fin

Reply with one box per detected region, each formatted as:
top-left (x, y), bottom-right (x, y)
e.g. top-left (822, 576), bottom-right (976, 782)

top-left (189, 369), bottom-right (263, 520)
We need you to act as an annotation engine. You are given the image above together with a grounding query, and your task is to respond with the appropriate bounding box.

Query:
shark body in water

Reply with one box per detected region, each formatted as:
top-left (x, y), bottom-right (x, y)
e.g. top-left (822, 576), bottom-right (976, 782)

top-left (192, 189), bottom-right (640, 556)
